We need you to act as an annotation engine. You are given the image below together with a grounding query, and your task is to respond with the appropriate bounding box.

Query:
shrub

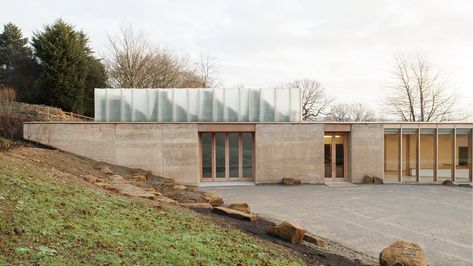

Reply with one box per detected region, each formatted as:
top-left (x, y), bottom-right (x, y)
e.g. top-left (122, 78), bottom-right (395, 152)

top-left (0, 136), bottom-right (15, 151)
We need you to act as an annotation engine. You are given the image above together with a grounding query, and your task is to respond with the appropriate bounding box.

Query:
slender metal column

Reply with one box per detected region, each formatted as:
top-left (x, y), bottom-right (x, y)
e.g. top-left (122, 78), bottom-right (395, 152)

top-left (399, 127), bottom-right (403, 183)
top-left (453, 127), bottom-right (457, 182)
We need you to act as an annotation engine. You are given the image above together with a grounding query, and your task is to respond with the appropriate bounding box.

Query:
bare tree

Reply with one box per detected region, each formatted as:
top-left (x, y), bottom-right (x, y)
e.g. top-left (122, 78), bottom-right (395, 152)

top-left (105, 26), bottom-right (217, 88)
top-left (195, 51), bottom-right (219, 88)
top-left (283, 79), bottom-right (333, 121)
top-left (327, 103), bottom-right (376, 122)
top-left (386, 53), bottom-right (466, 121)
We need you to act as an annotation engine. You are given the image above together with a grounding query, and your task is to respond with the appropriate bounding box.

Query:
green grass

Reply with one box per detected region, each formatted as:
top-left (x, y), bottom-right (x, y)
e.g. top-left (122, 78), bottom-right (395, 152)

top-left (0, 153), bottom-right (303, 265)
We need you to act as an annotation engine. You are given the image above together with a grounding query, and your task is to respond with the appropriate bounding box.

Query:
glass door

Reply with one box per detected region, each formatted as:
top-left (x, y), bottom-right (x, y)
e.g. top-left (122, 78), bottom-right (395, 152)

top-left (324, 133), bottom-right (347, 181)
top-left (200, 132), bottom-right (254, 182)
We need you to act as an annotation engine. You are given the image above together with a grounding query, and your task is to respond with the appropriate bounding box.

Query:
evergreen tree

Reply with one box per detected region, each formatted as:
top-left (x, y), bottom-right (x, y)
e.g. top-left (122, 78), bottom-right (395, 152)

top-left (0, 23), bottom-right (40, 102)
top-left (84, 57), bottom-right (107, 116)
top-left (32, 19), bottom-right (90, 113)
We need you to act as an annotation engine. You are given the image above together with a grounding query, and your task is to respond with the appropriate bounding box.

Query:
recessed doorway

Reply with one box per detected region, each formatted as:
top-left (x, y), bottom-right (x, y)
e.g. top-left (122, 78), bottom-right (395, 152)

top-left (200, 132), bottom-right (254, 182)
top-left (324, 133), bottom-right (348, 181)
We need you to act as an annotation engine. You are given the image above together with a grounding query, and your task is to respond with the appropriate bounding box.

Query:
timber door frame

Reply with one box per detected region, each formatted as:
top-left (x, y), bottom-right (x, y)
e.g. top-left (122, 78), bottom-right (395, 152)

top-left (199, 132), bottom-right (255, 182)
top-left (324, 132), bottom-right (348, 182)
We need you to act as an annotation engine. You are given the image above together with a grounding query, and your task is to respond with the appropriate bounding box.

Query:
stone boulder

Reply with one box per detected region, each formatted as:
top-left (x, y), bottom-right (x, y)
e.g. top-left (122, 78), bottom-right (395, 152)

top-left (363, 175), bottom-right (374, 184)
top-left (80, 175), bottom-right (97, 183)
top-left (379, 240), bottom-right (427, 266)
top-left (180, 202), bottom-right (213, 209)
top-left (373, 176), bottom-right (383, 184)
top-left (116, 183), bottom-right (156, 200)
top-left (173, 185), bottom-right (187, 191)
top-left (303, 234), bottom-right (325, 247)
top-left (282, 178), bottom-right (301, 185)
top-left (155, 195), bottom-right (178, 204)
top-left (100, 167), bottom-right (113, 175)
top-left (267, 220), bottom-right (305, 244)
top-left (203, 192), bottom-right (224, 207)
top-left (107, 175), bottom-right (128, 184)
top-left (442, 179), bottom-right (455, 186)
top-left (212, 207), bottom-right (257, 221)
top-left (229, 203), bottom-right (251, 214)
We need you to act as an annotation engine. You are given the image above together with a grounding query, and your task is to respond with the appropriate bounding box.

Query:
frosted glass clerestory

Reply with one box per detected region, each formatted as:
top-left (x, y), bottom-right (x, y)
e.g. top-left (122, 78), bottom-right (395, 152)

top-left (94, 88), bottom-right (302, 122)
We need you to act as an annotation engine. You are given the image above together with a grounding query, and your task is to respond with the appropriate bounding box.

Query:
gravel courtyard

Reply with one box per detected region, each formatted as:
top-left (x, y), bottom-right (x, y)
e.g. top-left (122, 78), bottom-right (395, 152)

top-left (201, 184), bottom-right (472, 266)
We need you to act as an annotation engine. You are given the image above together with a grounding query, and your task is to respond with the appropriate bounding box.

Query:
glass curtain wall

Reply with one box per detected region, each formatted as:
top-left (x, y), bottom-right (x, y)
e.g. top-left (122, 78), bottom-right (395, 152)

top-left (402, 129), bottom-right (418, 182)
top-left (438, 129), bottom-right (454, 182)
top-left (385, 127), bottom-right (472, 183)
top-left (95, 88), bottom-right (302, 122)
top-left (419, 129), bottom-right (435, 182)
top-left (384, 129), bottom-right (400, 182)
top-left (456, 129), bottom-right (472, 182)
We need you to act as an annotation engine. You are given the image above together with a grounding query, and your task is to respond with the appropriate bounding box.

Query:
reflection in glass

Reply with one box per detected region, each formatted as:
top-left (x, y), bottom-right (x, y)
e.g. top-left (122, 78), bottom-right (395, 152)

top-left (438, 129), bottom-right (453, 181)
top-left (201, 133), bottom-right (212, 178)
top-left (384, 129), bottom-right (400, 182)
top-left (419, 129), bottom-right (435, 182)
top-left (324, 135), bottom-right (332, 178)
top-left (335, 135), bottom-right (344, 177)
top-left (215, 133), bottom-right (225, 178)
top-left (456, 129), bottom-right (472, 182)
top-left (242, 133), bottom-right (253, 177)
top-left (229, 133), bottom-right (239, 177)
top-left (402, 129), bottom-right (417, 182)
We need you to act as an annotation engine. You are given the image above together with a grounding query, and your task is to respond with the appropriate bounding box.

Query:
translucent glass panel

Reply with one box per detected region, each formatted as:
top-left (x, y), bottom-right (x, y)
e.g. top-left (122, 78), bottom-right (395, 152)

top-left (384, 129), bottom-right (400, 182)
top-left (94, 89), bottom-right (106, 122)
top-left (242, 133), bottom-right (253, 177)
top-left (201, 133), bottom-right (212, 178)
top-left (95, 88), bottom-right (302, 122)
top-left (107, 89), bottom-right (121, 121)
top-left (225, 89), bottom-right (239, 121)
top-left (456, 129), bottom-right (472, 182)
top-left (419, 129), bottom-right (435, 182)
top-left (402, 129), bottom-right (418, 182)
top-left (132, 89), bottom-right (148, 122)
top-left (215, 133), bottom-right (225, 178)
top-left (229, 133), bottom-right (239, 177)
top-left (438, 129), bottom-right (454, 181)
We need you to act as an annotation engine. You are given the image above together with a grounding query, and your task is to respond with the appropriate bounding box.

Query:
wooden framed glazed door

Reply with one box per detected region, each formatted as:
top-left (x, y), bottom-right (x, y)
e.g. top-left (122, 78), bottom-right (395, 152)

top-left (200, 132), bottom-right (254, 182)
top-left (324, 133), bottom-right (347, 181)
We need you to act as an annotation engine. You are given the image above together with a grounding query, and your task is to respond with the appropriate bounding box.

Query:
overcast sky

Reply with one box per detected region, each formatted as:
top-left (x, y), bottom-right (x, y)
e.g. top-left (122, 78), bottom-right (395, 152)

top-left (2, 0), bottom-right (472, 116)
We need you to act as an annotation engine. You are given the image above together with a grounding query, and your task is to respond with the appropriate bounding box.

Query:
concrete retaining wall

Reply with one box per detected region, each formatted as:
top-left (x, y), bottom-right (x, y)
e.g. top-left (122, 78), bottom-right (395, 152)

top-left (24, 123), bottom-right (199, 185)
top-left (255, 124), bottom-right (325, 184)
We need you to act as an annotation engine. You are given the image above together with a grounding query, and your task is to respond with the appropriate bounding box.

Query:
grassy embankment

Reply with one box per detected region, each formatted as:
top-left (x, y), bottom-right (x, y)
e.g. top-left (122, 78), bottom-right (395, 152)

top-left (0, 148), bottom-right (303, 265)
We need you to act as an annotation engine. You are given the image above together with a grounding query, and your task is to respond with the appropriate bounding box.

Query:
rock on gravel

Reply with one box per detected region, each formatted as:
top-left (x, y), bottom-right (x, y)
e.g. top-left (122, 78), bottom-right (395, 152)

top-left (379, 240), bottom-right (427, 266)
top-left (303, 234), bottom-right (325, 247)
top-left (180, 202), bottom-right (213, 209)
top-left (212, 207), bottom-right (257, 221)
top-left (203, 192), bottom-right (224, 206)
top-left (229, 203), bottom-right (251, 214)
top-left (267, 220), bottom-right (305, 244)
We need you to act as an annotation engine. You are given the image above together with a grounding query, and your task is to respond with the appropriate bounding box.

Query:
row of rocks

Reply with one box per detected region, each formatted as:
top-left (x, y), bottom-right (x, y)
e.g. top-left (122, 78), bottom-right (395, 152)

top-left (267, 219), bottom-right (428, 266)
top-left (363, 175), bottom-right (383, 184)
top-left (281, 178), bottom-right (302, 185)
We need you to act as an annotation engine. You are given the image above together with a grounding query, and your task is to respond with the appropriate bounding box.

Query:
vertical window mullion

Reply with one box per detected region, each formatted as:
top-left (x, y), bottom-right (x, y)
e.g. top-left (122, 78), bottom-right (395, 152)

top-left (225, 133), bottom-right (229, 180)
top-left (239, 133), bottom-right (243, 178)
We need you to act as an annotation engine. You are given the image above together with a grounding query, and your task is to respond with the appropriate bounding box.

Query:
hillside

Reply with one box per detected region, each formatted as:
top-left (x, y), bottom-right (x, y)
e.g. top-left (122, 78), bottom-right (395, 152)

top-left (0, 144), bottom-right (304, 265)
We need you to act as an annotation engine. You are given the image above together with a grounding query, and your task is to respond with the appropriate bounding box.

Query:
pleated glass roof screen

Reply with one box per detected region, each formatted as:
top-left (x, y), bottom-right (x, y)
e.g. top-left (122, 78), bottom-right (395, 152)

top-left (94, 88), bottom-right (302, 122)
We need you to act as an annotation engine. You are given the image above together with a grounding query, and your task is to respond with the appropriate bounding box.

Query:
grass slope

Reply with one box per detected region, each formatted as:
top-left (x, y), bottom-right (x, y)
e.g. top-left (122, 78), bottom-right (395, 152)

top-left (0, 151), bottom-right (303, 265)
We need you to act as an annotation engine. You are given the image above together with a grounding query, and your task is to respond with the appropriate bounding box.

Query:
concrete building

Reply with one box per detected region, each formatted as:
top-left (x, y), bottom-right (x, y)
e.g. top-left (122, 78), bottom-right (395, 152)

top-left (23, 88), bottom-right (473, 186)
